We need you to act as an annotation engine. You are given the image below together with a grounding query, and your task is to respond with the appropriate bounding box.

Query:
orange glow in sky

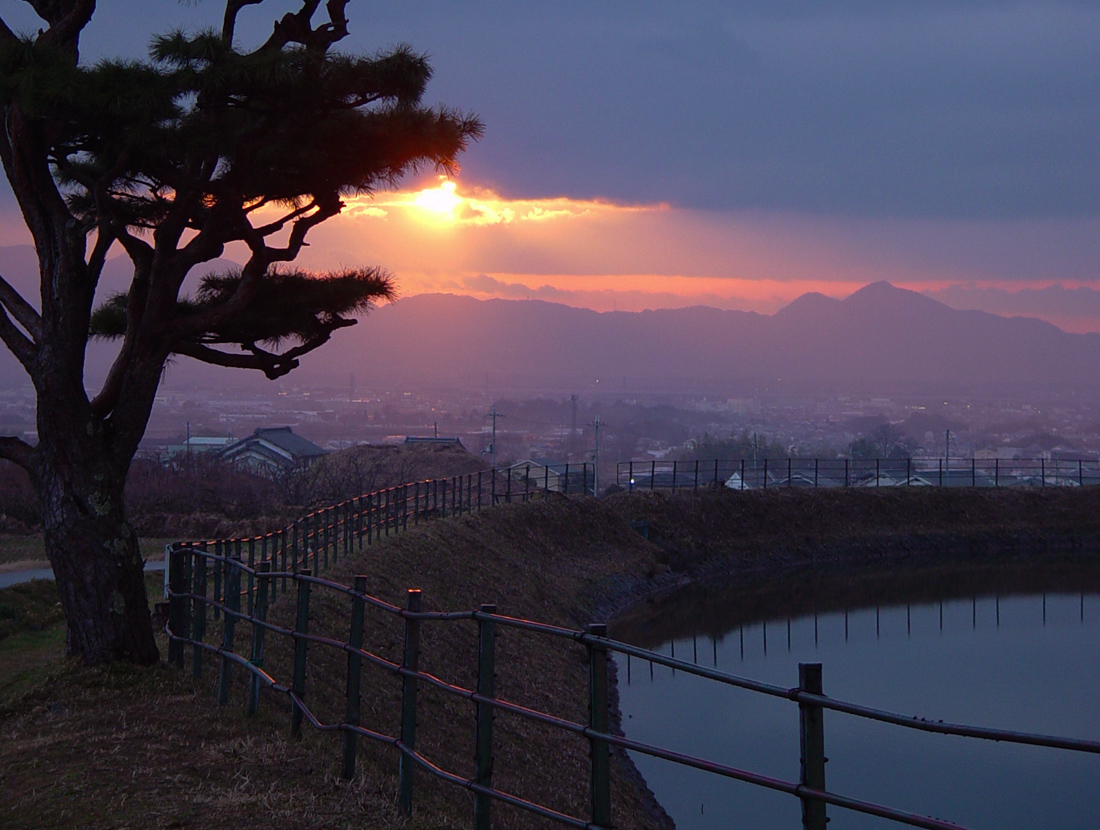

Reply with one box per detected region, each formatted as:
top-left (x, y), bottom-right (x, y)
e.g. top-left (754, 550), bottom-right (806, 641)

top-left (213, 180), bottom-right (1100, 333)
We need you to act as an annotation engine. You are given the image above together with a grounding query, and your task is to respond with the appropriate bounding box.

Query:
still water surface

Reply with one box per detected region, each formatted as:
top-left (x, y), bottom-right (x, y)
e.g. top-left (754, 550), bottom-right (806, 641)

top-left (615, 593), bottom-right (1100, 829)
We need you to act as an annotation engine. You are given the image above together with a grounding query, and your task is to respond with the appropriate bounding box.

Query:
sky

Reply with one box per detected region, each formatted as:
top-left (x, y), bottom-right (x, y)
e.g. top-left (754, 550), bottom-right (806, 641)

top-left (3, 1), bottom-right (1100, 329)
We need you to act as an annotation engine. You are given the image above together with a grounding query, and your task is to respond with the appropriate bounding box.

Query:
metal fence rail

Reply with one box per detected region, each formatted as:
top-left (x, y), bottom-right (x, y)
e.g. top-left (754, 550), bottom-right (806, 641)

top-left (163, 464), bottom-right (593, 597)
top-left (165, 546), bottom-right (1100, 830)
top-left (618, 457), bottom-right (1100, 491)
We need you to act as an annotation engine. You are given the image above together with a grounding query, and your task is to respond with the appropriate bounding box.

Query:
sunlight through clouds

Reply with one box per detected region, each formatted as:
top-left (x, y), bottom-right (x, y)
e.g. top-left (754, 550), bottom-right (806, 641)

top-left (343, 177), bottom-right (664, 228)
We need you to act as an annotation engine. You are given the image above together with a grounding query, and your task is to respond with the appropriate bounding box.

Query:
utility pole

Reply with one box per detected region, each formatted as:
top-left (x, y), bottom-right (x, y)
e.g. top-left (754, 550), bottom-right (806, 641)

top-left (570, 394), bottom-right (579, 451)
top-left (590, 413), bottom-right (602, 496)
top-left (486, 406), bottom-right (504, 469)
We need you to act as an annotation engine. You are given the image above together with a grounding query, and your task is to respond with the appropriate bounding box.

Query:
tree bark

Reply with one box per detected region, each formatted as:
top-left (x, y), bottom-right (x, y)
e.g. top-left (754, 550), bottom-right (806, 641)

top-left (38, 448), bottom-right (160, 665)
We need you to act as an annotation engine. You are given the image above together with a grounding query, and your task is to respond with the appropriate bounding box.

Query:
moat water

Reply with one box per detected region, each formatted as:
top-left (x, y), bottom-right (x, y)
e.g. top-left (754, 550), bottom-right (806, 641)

top-left (613, 568), bottom-right (1100, 830)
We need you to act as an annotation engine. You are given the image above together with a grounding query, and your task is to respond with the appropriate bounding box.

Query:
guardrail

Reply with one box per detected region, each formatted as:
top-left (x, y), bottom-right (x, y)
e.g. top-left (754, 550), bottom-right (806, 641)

top-left (165, 545), bottom-right (1100, 830)
top-left (618, 457), bottom-right (1100, 491)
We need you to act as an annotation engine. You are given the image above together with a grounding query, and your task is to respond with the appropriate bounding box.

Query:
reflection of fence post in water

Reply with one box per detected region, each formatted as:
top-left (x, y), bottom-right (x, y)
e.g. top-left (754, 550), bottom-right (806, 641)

top-left (798, 662), bottom-right (827, 830)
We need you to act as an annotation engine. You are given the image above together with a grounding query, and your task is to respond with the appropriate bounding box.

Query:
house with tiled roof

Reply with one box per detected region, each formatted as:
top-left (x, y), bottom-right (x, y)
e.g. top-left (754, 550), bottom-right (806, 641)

top-left (218, 426), bottom-right (326, 474)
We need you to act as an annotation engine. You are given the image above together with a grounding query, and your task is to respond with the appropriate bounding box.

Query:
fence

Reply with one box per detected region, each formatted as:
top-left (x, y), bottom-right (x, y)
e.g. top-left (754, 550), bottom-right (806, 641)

top-left (165, 542), bottom-right (1100, 830)
top-left (617, 457), bottom-right (1100, 491)
top-left (162, 464), bottom-right (593, 595)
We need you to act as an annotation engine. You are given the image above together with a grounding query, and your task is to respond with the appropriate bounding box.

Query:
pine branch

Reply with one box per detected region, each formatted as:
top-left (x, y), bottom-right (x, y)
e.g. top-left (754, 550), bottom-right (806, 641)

top-left (173, 325), bottom-right (352, 379)
top-left (0, 272), bottom-right (42, 342)
top-left (0, 434), bottom-right (35, 471)
top-left (222, 0), bottom-right (264, 45)
top-left (0, 304), bottom-right (36, 372)
top-left (34, 0), bottom-right (95, 51)
top-left (258, 0), bottom-right (349, 55)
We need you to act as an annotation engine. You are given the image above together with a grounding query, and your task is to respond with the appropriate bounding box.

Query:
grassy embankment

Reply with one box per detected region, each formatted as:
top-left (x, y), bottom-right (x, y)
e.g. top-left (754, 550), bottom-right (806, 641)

top-left (4, 486), bottom-right (1100, 829)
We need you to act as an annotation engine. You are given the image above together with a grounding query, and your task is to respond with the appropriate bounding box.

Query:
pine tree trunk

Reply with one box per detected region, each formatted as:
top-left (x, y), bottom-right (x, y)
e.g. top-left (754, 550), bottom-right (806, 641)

top-left (38, 444), bottom-right (160, 665)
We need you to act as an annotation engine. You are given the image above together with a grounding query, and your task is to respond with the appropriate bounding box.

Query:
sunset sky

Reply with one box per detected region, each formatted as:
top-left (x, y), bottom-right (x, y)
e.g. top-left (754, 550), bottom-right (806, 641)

top-left (3, 1), bottom-right (1100, 330)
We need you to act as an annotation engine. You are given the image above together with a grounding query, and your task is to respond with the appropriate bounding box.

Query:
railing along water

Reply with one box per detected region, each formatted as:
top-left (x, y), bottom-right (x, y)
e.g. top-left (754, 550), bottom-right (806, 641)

top-left (165, 542), bottom-right (1100, 830)
top-left (618, 457), bottom-right (1100, 491)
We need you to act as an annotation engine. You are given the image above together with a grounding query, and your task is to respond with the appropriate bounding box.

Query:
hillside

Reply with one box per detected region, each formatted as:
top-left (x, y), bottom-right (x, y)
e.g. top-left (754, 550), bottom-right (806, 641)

top-left (5, 487), bottom-right (1100, 828)
top-left (294, 285), bottom-right (1100, 394)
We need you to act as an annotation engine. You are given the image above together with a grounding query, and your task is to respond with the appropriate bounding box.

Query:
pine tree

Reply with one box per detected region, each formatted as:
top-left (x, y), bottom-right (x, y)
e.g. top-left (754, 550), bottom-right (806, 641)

top-left (0, 1), bottom-right (481, 664)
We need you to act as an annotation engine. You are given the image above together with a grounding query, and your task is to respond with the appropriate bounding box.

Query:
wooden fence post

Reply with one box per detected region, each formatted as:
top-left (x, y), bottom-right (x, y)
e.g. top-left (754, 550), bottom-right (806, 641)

top-left (798, 662), bottom-right (827, 830)
top-left (247, 537), bottom-right (256, 615)
top-left (398, 589), bottom-right (423, 816)
top-left (247, 562), bottom-right (271, 716)
top-left (587, 624), bottom-right (612, 828)
top-left (474, 604), bottom-right (497, 830)
top-left (291, 572), bottom-right (312, 738)
top-left (192, 547), bottom-right (207, 678)
top-left (212, 539), bottom-right (222, 621)
top-left (342, 575), bottom-right (368, 780)
top-left (167, 545), bottom-right (187, 669)
top-left (217, 558), bottom-right (241, 706)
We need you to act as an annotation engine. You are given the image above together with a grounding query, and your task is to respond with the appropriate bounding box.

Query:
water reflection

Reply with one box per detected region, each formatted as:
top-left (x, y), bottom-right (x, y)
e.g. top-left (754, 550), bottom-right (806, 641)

top-left (614, 574), bottom-right (1100, 830)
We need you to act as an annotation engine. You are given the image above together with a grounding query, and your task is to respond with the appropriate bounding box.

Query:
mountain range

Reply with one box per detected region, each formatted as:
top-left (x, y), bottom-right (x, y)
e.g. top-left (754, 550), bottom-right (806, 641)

top-left (1, 239), bottom-right (1098, 397)
top-left (305, 282), bottom-right (1100, 395)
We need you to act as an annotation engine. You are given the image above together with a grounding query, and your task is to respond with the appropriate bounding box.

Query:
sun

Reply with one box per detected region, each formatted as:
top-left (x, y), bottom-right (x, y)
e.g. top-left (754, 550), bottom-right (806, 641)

top-left (412, 180), bottom-right (463, 221)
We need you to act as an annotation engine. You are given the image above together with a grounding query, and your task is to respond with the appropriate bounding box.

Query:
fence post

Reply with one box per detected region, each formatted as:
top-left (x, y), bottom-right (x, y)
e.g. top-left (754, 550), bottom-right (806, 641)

top-left (740, 458), bottom-right (745, 490)
top-left (907, 457), bottom-right (911, 485)
top-left (844, 459), bottom-right (849, 488)
top-left (291, 572), bottom-right (312, 738)
top-left (217, 557), bottom-right (241, 706)
top-left (938, 458), bottom-right (943, 487)
top-left (474, 604), bottom-right (497, 830)
top-left (587, 623), bottom-right (612, 828)
top-left (1041, 458), bottom-right (1046, 487)
top-left (789, 458), bottom-right (794, 488)
top-left (972, 458), bottom-right (976, 488)
top-left (324, 507), bottom-right (332, 568)
top-left (342, 501), bottom-right (350, 561)
top-left (342, 575), bottom-right (368, 780)
top-left (398, 588), bottom-right (423, 816)
top-left (798, 662), bottom-right (827, 830)
top-left (505, 469), bottom-right (512, 504)
top-left (261, 534), bottom-right (270, 600)
top-left (248, 562), bottom-right (271, 716)
top-left (167, 545), bottom-right (188, 669)
top-left (1080, 459), bottom-right (1084, 487)
top-left (212, 539), bottom-right (222, 621)
top-left (247, 537), bottom-right (256, 615)
top-left (356, 496), bottom-right (364, 550)
top-left (192, 547), bottom-right (207, 678)
top-left (814, 459), bottom-right (819, 488)
top-left (713, 459), bottom-right (718, 487)
top-left (477, 472), bottom-right (483, 510)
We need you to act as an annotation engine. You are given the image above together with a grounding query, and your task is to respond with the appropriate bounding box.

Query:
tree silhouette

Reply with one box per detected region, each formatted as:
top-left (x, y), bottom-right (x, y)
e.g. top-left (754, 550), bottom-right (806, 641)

top-left (0, 1), bottom-right (481, 664)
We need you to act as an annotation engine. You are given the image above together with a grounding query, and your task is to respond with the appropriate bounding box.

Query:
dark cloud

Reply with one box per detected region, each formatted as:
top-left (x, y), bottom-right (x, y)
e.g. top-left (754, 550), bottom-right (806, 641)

top-left (4, 1), bottom-right (1098, 221)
